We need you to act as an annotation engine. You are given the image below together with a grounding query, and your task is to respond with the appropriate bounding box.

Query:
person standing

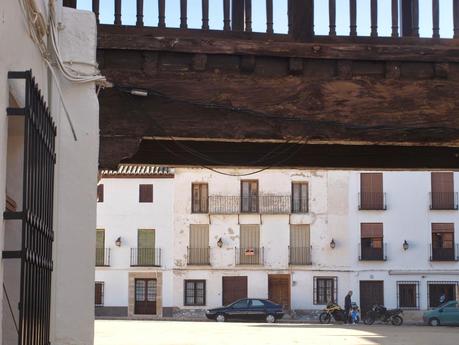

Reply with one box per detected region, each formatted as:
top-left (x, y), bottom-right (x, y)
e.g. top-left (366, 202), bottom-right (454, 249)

top-left (439, 291), bottom-right (447, 305)
top-left (344, 291), bottom-right (353, 324)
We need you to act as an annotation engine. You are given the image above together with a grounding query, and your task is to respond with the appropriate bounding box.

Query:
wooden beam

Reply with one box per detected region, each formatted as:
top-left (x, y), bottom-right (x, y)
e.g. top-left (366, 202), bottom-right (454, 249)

top-left (202, 0), bottom-right (209, 30)
top-left (350, 0), bottom-right (357, 36)
top-left (391, 0), bottom-right (398, 37)
top-left (266, 0), bottom-right (273, 34)
top-left (454, 0), bottom-right (459, 39)
top-left (114, 0), bottom-right (121, 25)
top-left (245, 0), bottom-right (252, 32)
top-left (180, 0), bottom-right (188, 29)
top-left (63, 0), bottom-right (77, 8)
top-left (371, 0), bottom-right (378, 38)
top-left (92, 0), bottom-right (100, 24)
top-left (432, 0), bottom-right (440, 38)
top-left (401, 0), bottom-right (413, 37)
top-left (232, 0), bottom-right (245, 32)
top-left (158, 0), bottom-right (166, 28)
top-left (136, 0), bottom-right (144, 27)
top-left (329, 0), bottom-right (336, 37)
top-left (223, 0), bottom-right (231, 31)
top-left (291, 0), bottom-right (314, 41)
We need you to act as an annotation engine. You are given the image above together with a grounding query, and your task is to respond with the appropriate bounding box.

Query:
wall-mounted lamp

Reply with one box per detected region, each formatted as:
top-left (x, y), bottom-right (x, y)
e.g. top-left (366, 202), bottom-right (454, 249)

top-left (330, 239), bottom-right (336, 249)
top-left (217, 238), bottom-right (223, 248)
top-left (403, 240), bottom-right (409, 251)
top-left (115, 237), bottom-right (122, 247)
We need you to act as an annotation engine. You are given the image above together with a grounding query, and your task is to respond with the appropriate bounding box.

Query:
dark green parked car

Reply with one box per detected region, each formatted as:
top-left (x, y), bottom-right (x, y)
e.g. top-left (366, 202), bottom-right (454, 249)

top-left (423, 301), bottom-right (459, 326)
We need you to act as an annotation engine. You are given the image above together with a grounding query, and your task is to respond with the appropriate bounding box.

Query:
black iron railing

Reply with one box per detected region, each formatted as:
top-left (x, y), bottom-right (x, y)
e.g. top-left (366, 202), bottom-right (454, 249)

top-left (429, 192), bottom-right (459, 210)
top-left (3, 70), bottom-right (56, 345)
top-left (289, 246), bottom-right (312, 265)
top-left (130, 248), bottom-right (162, 266)
top-left (430, 244), bottom-right (459, 261)
top-left (358, 192), bottom-right (387, 210)
top-left (95, 248), bottom-right (111, 267)
top-left (71, 0), bottom-right (459, 40)
top-left (359, 243), bottom-right (387, 261)
top-left (235, 247), bottom-right (264, 265)
top-left (209, 195), bottom-right (291, 214)
top-left (187, 247), bottom-right (211, 265)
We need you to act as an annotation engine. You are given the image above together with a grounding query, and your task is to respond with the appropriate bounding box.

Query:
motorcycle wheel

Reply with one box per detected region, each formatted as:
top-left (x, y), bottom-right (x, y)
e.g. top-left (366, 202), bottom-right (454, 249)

top-left (364, 315), bottom-right (375, 325)
top-left (319, 312), bottom-right (331, 324)
top-left (391, 315), bottom-right (403, 326)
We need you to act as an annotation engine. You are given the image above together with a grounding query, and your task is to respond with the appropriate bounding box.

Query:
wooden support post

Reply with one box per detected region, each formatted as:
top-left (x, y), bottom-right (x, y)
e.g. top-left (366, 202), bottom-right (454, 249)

top-left (371, 0), bottom-right (378, 37)
top-left (412, 0), bottom-right (419, 37)
top-left (136, 0), bottom-right (144, 27)
top-left (288, 0), bottom-right (292, 34)
top-left (92, 0), bottom-right (100, 24)
top-left (114, 0), bottom-right (122, 25)
top-left (63, 0), bottom-right (77, 8)
top-left (432, 0), bottom-right (440, 38)
top-left (291, 0), bottom-right (314, 41)
top-left (329, 0), bottom-right (336, 36)
top-left (454, 0), bottom-right (459, 38)
top-left (391, 0), bottom-right (398, 37)
top-left (245, 0), bottom-right (252, 32)
top-left (232, 0), bottom-right (245, 31)
top-left (401, 0), bottom-right (419, 37)
top-left (202, 0), bottom-right (209, 30)
top-left (180, 0), bottom-right (188, 29)
top-left (350, 0), bottom-right (357, 36)
top-left (158, 0), bottom-right (166, 28)
top-left (266, 0), bottom-right (274, 34)
top-left (223, 0), bottom-right (231, 31)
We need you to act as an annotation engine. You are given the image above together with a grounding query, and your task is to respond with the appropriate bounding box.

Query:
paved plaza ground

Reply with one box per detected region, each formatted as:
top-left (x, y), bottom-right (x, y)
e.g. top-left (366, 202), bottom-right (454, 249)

top-left (95, 320), bottom-right (459, 345)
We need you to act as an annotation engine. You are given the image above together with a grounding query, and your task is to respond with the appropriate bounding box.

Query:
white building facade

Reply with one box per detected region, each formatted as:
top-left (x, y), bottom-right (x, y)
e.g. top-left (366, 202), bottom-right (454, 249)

top-left (96, 166), bottom-right (459, 320)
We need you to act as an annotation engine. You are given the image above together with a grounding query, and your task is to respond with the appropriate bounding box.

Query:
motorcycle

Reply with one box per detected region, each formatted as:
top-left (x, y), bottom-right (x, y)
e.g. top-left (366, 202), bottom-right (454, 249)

top-left (319, 302), bottom-right (346, 324)
top-left (363, 304), bottom-right (403, 326)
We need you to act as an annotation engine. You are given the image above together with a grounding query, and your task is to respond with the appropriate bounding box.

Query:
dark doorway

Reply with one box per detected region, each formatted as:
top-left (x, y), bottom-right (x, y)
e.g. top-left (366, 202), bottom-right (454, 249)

top-left (359, 281), bottom-right (384, 317)
top-left (222, 276), bottom-right (248, 306)
top-left (268, 274), bottom-right (291, 311)
top-left (134, 279), bottom-right (157, 315)
top-left (429, 283), bottom-right (457, 308)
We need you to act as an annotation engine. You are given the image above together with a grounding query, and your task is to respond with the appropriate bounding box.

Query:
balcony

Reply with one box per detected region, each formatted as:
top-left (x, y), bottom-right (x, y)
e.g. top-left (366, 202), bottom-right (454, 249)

top-left (430, 192), bottom-right (458, 210)
top-left (288, 246), bottom-right (312, 265)
top-left (358, 192), bottom-right (387, 210)
top-left (430, 244), bottom-right (459, 262)
top-left (209, 195), bottom-right (292, 215)
top-left (235, 247), bottom-right (264, 265)
top-left (130, 248), bottom-right (162, 267)
top-left (359, 243), bottom-right (387, 261)
top-left (95, 248), bottom-right (111, 267)
top-left (187, 247), bottom-right (211, 266)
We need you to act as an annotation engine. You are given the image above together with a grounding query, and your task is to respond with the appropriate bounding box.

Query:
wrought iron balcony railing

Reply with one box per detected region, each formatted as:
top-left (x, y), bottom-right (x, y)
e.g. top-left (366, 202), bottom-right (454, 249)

top-left (430, 244), bottom-right (459, 261)
top-left (429, 192), bottom-right (459, 210)
top-left (187, 247), bottom-right (211, 265)
top-left (359, 243), bottom-right (387, 261)
top-left (130, 248), bottom-right (162, 267)
top-left (288, 246), bottom-right (312, 265)
top-left (358, 192), bottom-right (387, 210)
top-left (95, 248), bottom-right (111, 267)
top-left (209, 195), bottom-right (292, 214)
top-left (235, 247), bottom-right (264, 265)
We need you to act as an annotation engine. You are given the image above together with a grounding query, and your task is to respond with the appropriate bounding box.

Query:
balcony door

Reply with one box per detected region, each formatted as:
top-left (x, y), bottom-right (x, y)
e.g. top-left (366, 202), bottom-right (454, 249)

top-left (189, 225), bottom-right (209, 265)
top-left (289, 225), bottom-right (310, 264)
top-left (138, 229), bottom-right (156, 266)
top-left (134, 278), bottom-right (157, 315)
top-left (240, 225), bottom-right (260, 264)
top-left (360, 223), bottom-right (384, 260)
top-left (241, 180), bottom-right (258, 213)
top-left (431, 172), bottom-right (455, 209)
top-left (360, 173), bottom-right (384, 210)
top-left (431, 223), bottom-right (455, 261)
top-left (96, 229), bottom-right (105, 266)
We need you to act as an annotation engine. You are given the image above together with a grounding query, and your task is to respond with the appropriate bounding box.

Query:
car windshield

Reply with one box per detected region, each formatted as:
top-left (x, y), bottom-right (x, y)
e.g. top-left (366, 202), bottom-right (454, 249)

top-left (438, 301), bottom-right (457, 309)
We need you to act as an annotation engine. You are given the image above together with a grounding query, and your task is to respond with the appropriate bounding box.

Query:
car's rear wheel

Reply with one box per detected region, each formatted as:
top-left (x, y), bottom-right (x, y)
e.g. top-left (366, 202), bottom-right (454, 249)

top-left (429, 318), bottom-right (440, 327)
top-left (216, 314), bottom-right (226, 322)
top-left (266, 314), bottom-right (276, 323)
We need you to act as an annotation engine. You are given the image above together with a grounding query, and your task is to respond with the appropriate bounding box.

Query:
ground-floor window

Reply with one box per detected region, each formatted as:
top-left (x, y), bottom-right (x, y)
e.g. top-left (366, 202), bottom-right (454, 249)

top-left (95, 282), bottom-right (104, 307)
top-left (428, 281), bottom-right (458, 308)
top-left (397, 281), bottom-right (419, 309)
top-left (313, 277), bottom-right (337, 305)
top-left (184, 280), bottom-right (206, 306)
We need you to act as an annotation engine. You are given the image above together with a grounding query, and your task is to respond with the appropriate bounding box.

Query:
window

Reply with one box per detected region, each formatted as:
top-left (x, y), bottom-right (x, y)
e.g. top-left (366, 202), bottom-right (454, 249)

top-left (192, 183), bottom-right (208, 213)
top-left (188, 225), bottom-right (210, 265)
top-left (397, 281), bottom-right (419, 309)
top-left (428, 281), bottom-right (458, 308)
top-left (137, 229), bottom-right (156, 266)
top-left (97, 184), bottom-right (104, 203)
top-left (250, 299), bottom-right (265, 307)
top-left (241, 180), bottom-right (259, 213)
top-left (139, 184), bottom-right (153, 203)
top-left (431, 223), bottom-right (456, 261)
top-left (431, 172), bottom-right (456, 210)
top-left (184, 280), bottom-right (206, 306)
top-left (292, 182), bottom-right (308, 213)
top-left (289, 224), bottom-right (311, 265)
top-left (232, 299), bottom-right (249, 309)
top-left (95, 229), bottom-right (106, 266)
top-left (95, 282), bottom-right (104, 307)
top-left (359, 173), bottom-right (385, 210)
top-left (360, 223), bottom-right (385, 260)
top-left (313, 277), bottom-right (337, 305)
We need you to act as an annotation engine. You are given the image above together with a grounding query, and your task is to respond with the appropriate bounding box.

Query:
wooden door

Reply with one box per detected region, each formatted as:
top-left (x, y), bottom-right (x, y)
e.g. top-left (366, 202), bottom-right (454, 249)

top-left (138, 229), bottom-right (155, 266)
top-left (134, 278), bottom-right (157, 315)
top-left (222, 276), bottom-right (248, 306)
top-left (359, 281), bottom-right (384, 317)
top-left (431, 172), bottom-right (454, 209)
top-left (360, 173), bottom-right (383, 209)
top-left (268, 274), bottom-right (291, 310)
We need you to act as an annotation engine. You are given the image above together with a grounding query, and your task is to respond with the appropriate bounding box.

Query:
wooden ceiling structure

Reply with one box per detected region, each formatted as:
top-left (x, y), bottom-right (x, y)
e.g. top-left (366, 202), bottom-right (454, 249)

top-left (66, 0), bottom-right (459, 169)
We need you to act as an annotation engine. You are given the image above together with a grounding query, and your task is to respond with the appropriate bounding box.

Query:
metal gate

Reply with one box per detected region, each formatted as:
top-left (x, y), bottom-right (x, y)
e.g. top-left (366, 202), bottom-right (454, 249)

top-left (3, 70), bottom-right (56, 345)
